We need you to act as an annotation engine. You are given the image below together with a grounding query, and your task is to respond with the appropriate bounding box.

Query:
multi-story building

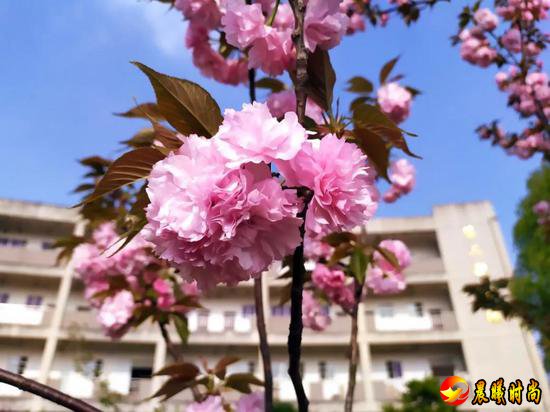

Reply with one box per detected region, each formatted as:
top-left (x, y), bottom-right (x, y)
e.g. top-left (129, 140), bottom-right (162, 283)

top-left (0, 198), bottom-right (547, 411)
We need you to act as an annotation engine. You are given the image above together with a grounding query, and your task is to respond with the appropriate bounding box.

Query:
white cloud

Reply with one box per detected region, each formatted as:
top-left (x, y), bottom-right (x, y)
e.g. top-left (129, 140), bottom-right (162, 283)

top-left (102, 0), bottom-right (188, 58)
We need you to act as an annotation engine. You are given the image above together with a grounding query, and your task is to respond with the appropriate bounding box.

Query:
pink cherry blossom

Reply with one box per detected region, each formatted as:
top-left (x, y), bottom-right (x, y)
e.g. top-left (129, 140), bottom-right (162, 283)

top-left (222, 0), bottom-right (266, 49)
top-left (473, 8), bottom-right (499, 31)
top-left (377, 82), bottom-right (413, 124)
top-left (236, 391), bottom-right (264, 412)
top-left (366, 239), bottom-right (411, 294)
top-left (248, 27), bottom-right (295, 76)
top-left (144, 135), bottom-right (302, 289)
top-left (275, 134), bottom-right (378, 238)
top-left (153, 278), bottom-right (176, 310)
top-left (459, 29), bottom-right (497, 68)
top-left (175, 0), bottom-right (222, 30)
top-left (383, 159), bottom-right (416, 203)
top-left (97, 290), bottom-right (135, 337)
top-left (272, 4), bottom-right (295, 31)
top-left (187, 396), bottom-right (225, 412)
top-left (304, 0), bottom-right (349, 51)
top-left (501, 28), bottom-right (522, 53)
top-left (266, 90), bottom-right (325, 124)
top-left (302, 290), bottom-right (331, 331)
top-left (311, 264), bottom-right (355, 311)
top-left (304, 235), bottom-right (333, 260)
top-left (214, 102), bottom-right (307, 166)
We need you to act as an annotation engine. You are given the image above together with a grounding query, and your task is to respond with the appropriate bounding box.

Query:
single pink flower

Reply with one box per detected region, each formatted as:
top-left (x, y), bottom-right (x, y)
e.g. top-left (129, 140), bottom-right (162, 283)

top-left (214, 102), bottom-right (307, 167)
top-left (248, 27), bottom-right (295, 76)
top-left (236, 392), bottom-right (264, 412)
top-left (473, 8), bottom-right (499, 31)
top-left (97, 290), bottom-right (135, 336)
top-left (144, 135), bottom-right (302, 289)
top-left (266, 90), bottom-right (324, 124)
top-left (304, 0), bottom-right (349, 51)
top-left (302, 290), bottom-right (331, 331)
top-left (187, 396), bottom-right (225, 412)
top-left (377, 82), bottom-right (413, 124)
top-left (222, 0), bottom-right (266, 49)
top-left (383, 159), bottom-right (416, 203)
top-left (366, 239), bottom-right (411, 294)
top-left (275, 134), bottom-right (378, 238)
top-left (501, 28), bottom-right (522, 53)
top-left (175, 0), bottom-right (222, 30)
top-left (312, 264), bottom-right (355, 311)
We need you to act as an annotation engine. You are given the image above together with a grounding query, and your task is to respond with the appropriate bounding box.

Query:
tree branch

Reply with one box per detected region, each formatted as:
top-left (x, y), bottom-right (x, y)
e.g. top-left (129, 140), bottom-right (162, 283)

top-left (254, 277), bottom-right (273, 411)
top-left (0, 367), bottom-right (101, 412)
top-left (287, 1), bottom-right (310, 409)
top-left (344, 280), bottom-right (364, 412)
top-left (158, 321), bottom-right (182, 362)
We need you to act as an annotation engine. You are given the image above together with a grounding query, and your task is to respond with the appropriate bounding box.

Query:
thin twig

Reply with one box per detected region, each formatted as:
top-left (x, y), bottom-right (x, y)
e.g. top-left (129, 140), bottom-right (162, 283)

top-left (344, 280), bottom-right (365, 412)
top-left (0, 367), bottom-right (101, 412)
top-left (158, 321), bottom-right (182, 362)
top-left (254, 277), bottom-right (274, 411)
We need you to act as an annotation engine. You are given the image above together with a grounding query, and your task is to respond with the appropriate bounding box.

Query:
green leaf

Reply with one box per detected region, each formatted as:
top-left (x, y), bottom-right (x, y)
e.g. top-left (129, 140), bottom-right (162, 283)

top-left (379, 56), bottom-right (400, 84)
top-left (154, 362), bottom-right (200, 379)
top-left (78, 147), bottom-right (165, 206)
top-left (352, 127), bottom-right (391, 181)
top-left (150, 376), bottom-right (199, 401)
top-left (115, 103), bottom-right (165, 121)
top-left (350, 248), bottom-right (368, 284)
top-left (305, 49), bottom-right (335, 112)
top-left (322, 232), bottom-right (357, 247)
top-left (121, 128), bottom-right (156, 148)
top-left (214, 356), bottom-right (241, 380)
top-left (352, 103), bottom-right (420, 158)
top-left (153, 123), bottom-right (184, 150)
top-left (376, 246), bottom-right (401, 270)
top-left (133, 62), bottom-right (222, 137)
top-left (255, 77), bottom-right (286, 93)
top-left (172, 314), bottom-right (190, 345)
top-left (224, 373), bottom-right (264, 394)
top-left (347, 76), bottom-right (373, 94)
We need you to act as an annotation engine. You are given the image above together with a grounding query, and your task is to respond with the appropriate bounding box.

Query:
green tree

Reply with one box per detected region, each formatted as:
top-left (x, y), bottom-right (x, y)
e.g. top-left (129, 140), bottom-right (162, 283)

top-left (382, 377), bottom-right (454, 412)
top-left (464, 164), bottom-right (550, 368)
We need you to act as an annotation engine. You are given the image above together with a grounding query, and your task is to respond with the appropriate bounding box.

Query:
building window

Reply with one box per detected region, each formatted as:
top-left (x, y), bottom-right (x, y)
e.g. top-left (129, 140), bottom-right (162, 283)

top-left (0, 237), bottom-right (27, 248)
top-left (431, 365), bottom-right (454, 377)
top-left (131, 366), bottom-right (153, 379)
top-left (385, 361), bottom-right (402, 379)
top-left (93, 359), bottom-right (104, 378)
top-left (414, 302), bottom-right (424, 317)
top-left (318, 361), bottom-right (327, 380)
top-left (26, 295), bottom-right (43, 306)
top-left (248, 361), bottom-right (256, 374)
top-left (0, 293), bottom-right (9, 304)
top-left (224, 311), bottom-right (236, 330)
top-left (378, 304), bottom-right (394, 317)
top-left (41, 241), bottom-right (55, 250)
top-left (271, 305), bottom-right (290, 317)
top-left (17, 356), bottom-right (28, 375)
top-left (198, 310), bottom-right (210, 329)
top-left (242, 305), bottom-right (256, 317)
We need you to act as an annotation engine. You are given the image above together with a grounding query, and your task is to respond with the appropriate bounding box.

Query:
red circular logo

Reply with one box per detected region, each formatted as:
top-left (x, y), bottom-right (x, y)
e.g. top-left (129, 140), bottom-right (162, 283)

top-left (440, 376), bottom-right (470, 405)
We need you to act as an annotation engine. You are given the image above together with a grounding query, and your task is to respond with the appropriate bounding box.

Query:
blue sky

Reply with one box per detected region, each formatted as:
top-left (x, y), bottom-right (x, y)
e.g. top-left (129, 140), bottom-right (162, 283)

top-left (0, 1), bottom-right (546, 257)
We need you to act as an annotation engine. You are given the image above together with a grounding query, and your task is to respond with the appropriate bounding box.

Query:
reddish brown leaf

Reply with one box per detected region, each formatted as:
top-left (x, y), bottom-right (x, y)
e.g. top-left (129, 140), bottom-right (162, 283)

top-left (115, 103), bottom-right (165, 121)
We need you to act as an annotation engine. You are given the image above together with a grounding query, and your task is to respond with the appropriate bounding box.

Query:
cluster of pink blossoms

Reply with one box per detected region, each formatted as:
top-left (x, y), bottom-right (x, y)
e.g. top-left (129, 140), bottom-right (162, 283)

top-left (187, 391), bottom-right (263, 412)
top-left (383, 158), bottom-right (416, 203)
top-left (73, 222), bottom-right (199, 337)
top-left (496, 70), bottom-right (550, 119)
top-left (311, 264), bottom-right (354, 311)
top-left (533, 200), bottom-right (550, 225)
top-left (496, 0), bottom-right (550, 21)
top-left (302, 290), bottom-right (331, 331)
top-left (144, 103), bottom-right (378, 289)
top-left (302, 237), bottom-right (412, 330)
top-left (176, 0), bottom-right (352, 83)
top-left (458, 28), bottom-right (497, 67)
top-left (377, 82), bottom-right (413, 124)
top-left (366, 239), bottom-right (411, 294)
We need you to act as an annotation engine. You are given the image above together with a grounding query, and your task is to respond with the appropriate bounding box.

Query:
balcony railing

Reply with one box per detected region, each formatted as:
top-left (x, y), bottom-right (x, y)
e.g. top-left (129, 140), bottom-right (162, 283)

top-left (405, 256), bottom-right (446, 275)
top-left (0, 247), bottom-right (59, 267)
top-left (365, 309), bottom-right (458, 333)
top-left (0, 303), bottom-right (53, 330)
